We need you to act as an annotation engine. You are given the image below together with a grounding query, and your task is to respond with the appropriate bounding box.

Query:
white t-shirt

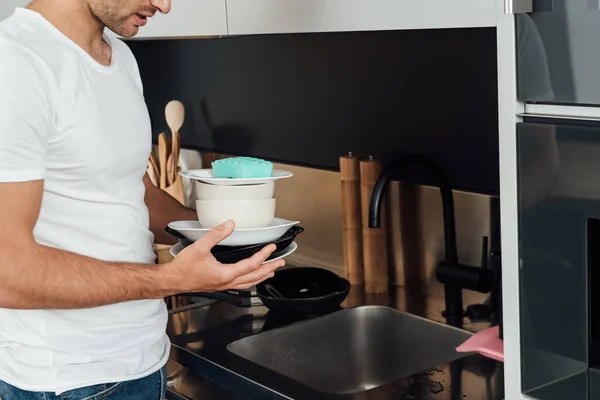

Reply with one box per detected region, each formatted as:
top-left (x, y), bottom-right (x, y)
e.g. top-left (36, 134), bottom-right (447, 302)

top-left (0, 8), bottom-right (169, 394)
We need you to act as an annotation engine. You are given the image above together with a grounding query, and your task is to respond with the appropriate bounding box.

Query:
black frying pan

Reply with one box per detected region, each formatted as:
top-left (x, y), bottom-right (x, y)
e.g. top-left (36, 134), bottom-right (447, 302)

top-left (165, 225), bottom-right (304, 264)
top-left (256, 267), bottom-right (350, 315)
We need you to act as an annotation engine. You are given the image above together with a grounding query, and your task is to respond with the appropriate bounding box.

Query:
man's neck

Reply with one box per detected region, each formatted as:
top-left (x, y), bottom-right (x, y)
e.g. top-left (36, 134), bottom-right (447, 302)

top-left (27, 0), bottom-right (112, 66)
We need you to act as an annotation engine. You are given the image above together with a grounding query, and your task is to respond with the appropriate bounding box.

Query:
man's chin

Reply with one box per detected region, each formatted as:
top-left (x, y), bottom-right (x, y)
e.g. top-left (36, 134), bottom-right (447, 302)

top-left (106, 24), bottom-right (139, 38)
top-left (120, 29), bottom-right (139, 38)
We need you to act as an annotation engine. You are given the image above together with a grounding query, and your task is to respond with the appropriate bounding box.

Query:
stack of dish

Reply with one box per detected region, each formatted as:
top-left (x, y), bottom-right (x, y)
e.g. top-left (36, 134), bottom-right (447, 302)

top-left (166, 157), bottom-right (301, 264)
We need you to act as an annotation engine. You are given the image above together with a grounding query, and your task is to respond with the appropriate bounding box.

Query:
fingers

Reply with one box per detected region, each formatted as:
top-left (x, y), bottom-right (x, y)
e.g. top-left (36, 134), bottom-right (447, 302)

top-left (229, 260), bottom-right (286, 289)
top-left (229, 259), bottom-right (285, 288)
top-left (230, 273), bottom-right (275, 290)
top-left (194, 220), bottom-right (235, 252)
top-left (232, 244), bottom-right (278, 277)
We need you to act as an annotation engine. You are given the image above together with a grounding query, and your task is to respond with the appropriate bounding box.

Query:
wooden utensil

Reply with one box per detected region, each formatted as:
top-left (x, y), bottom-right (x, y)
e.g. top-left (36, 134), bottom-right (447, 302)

top-left (340, 152), bottom-right (364, 285)
top-left (162, 100), bottom-right (185, 204)
top-left (165, 100), bottom-right (185, 133)
top-left (165, 100), bottom-right (185, 184)
top-left (164, 135), bottom-right (172, 157)
top-left (158, 133), bottom-right (169, 189)
top-left (360, 156), bottom-right (389, 294)
top-left (165, 173), bottom-right (185, 204)
top-left (149, 150), bottom-right (160, 177)
top-left (147, 159), bottom-right (159, 187)
top-left (166, 154), bottom-right (174, 186)
top-left (158, 133), bottom-right (171, 189)
top-left (167, 132), bottom-right (180, 186)
top-left (170, 131), bottom-right (181, 184)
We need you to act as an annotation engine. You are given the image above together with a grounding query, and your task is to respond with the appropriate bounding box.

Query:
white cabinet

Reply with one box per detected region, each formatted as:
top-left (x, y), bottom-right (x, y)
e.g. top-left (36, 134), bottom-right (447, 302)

top-left (129, 0), bottom-right (227, 39)
top-left (0, 0), bottom-right (227, 39)
top-left (226, 0), bottom-right (496, 35)
top-left (0, 0), bottom-right (28, 22)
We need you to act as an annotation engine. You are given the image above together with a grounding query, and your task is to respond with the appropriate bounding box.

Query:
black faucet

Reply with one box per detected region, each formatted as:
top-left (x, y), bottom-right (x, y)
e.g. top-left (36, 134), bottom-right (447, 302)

top-left (368, 154), bottom-right (495, 328)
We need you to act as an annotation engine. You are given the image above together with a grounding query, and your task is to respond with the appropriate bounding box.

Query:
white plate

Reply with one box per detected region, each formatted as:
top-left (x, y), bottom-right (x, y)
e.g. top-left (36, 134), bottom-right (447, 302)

top-left (179, 169), bottom-right (293, 186)
top-left (170, 241), bottom-right (298, 264)
top-left (167, 217), bottom-right (300, 246)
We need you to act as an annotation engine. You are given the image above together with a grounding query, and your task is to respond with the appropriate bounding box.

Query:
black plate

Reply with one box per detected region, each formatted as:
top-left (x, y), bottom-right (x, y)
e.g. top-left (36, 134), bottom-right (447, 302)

top-left (256, 267), bottom-right (350, 315)
top-left (165, 225), bottom-right (304, 264)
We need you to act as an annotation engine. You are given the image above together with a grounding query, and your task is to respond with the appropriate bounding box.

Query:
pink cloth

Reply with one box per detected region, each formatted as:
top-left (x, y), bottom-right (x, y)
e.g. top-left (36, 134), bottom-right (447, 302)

top-left (456, 325), bottom-right (504, 362)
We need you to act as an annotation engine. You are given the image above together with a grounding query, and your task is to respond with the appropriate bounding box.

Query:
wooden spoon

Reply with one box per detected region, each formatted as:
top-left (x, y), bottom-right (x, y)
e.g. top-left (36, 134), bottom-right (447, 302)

top-left (165, 100), bottom-right (185, 183)
top-left (170, 131), bottom-right (181, 184)
top-left (158, 133), bottom-right (169, 189)
top-left (163, 134), bottom-right (173, 183)
top-left (165, 100), bottom-right (185, 136)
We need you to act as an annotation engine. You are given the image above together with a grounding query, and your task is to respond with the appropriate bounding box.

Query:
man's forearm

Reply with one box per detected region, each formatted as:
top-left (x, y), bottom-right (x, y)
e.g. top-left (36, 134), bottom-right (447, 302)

top-left (145, 181), bottom-right (197, 244)
top-left (0, 241), bottom-right (173, 310)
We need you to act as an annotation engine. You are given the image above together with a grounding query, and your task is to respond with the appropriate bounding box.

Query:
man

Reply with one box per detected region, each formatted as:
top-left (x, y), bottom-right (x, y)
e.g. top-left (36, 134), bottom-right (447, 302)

top-left (0, 0), bottom-right (285, 398)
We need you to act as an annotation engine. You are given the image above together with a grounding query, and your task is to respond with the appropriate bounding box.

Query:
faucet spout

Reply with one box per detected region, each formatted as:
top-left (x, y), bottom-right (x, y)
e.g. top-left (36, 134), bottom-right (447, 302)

top-left (368, 174), bottom-right (389, 230)
top-left (368, 154), bottom-right (458, 264)
top-left (367, 154), bottom-right (465, 325)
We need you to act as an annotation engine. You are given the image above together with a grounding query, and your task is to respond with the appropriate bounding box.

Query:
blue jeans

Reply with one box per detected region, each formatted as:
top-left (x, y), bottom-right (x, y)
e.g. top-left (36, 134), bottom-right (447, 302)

top-left (0, 366), bottom-right (167, 400)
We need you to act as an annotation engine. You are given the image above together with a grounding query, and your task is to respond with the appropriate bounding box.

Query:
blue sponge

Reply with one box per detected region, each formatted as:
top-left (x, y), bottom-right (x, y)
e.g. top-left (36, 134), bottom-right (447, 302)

top-left (211, 157), bottom-right (274, 179)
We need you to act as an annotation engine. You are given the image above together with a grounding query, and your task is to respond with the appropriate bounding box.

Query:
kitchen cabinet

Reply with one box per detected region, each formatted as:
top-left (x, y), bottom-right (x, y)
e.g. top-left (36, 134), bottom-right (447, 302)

top-left (0, 0), bottom-right (227, 39)
top-left (0, 1), bottom-right (28, 22)
top-left (516, 120), bottom-right (594, 400)
top-left (128, 0), bottom-right (227, 39)
top-left (225, 0), bottom-right (496, 35)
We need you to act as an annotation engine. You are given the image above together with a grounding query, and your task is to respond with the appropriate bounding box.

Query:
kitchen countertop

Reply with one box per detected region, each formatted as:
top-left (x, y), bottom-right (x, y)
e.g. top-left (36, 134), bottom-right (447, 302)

top-left (166, 359), bottom-right (247, 399)
top-left (166, 285), bottom-right (504, 400)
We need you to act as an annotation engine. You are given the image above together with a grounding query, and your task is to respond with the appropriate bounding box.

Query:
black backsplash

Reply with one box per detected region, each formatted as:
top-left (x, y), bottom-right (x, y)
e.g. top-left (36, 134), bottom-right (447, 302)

top-left (127, 27), bottom-right (499, 195)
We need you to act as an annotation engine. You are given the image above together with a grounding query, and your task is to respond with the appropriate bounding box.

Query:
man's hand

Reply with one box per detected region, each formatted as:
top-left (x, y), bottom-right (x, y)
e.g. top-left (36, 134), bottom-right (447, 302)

top-left (162, 220), bottom-right (285, 293)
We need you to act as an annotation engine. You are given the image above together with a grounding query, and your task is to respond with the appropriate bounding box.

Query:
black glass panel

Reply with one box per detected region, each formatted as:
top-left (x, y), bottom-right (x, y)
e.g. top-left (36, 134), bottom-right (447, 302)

top-left (517, 120), bottom-right (597, 398)
top-left (590, 368), bottom-right (600, 399)
top-left (590, 218), bottom-right (600, 368)
top-left (127, 28), bottom-right (499, 194)
top-left (517, 3), bottom-right (600, 106)
top-left (528, 371), bottom-right (587, 400)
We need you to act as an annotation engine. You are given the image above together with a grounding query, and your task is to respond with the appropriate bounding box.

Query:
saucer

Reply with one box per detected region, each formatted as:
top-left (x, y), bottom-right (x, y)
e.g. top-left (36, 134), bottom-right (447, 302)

top-left (170, 241), bottom-right (298, 264)
top-left (179, 168), bottom-right (293, 186)
top-left (167, 218), bottom-right (300, 246)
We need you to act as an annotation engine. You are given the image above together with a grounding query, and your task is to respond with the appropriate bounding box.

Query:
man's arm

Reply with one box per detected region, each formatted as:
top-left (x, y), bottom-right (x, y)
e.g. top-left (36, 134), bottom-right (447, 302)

top-left (143, 173), bottom-right (196, 244)
top-left (0, 180), bottom-right (284, 310)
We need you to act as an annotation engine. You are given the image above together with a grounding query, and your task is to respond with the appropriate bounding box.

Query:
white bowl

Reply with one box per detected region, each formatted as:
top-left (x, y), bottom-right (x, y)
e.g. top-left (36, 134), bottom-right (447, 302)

top-left (167, 218), bottom-right (300, 246)
top-left (195, 181), bottom-right (275, 201)
top-left (196, 198), bottom-right (276, 229)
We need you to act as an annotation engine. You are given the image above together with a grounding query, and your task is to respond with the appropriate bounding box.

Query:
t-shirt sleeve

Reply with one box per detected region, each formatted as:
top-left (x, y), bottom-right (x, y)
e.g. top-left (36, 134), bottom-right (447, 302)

top-left (0, 41), bottom-right (55, 182)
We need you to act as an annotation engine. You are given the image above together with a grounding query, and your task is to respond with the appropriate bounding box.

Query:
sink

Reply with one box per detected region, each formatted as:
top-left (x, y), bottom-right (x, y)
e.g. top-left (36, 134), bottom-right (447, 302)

top-left (227, 306), bottom-right (473, 394)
